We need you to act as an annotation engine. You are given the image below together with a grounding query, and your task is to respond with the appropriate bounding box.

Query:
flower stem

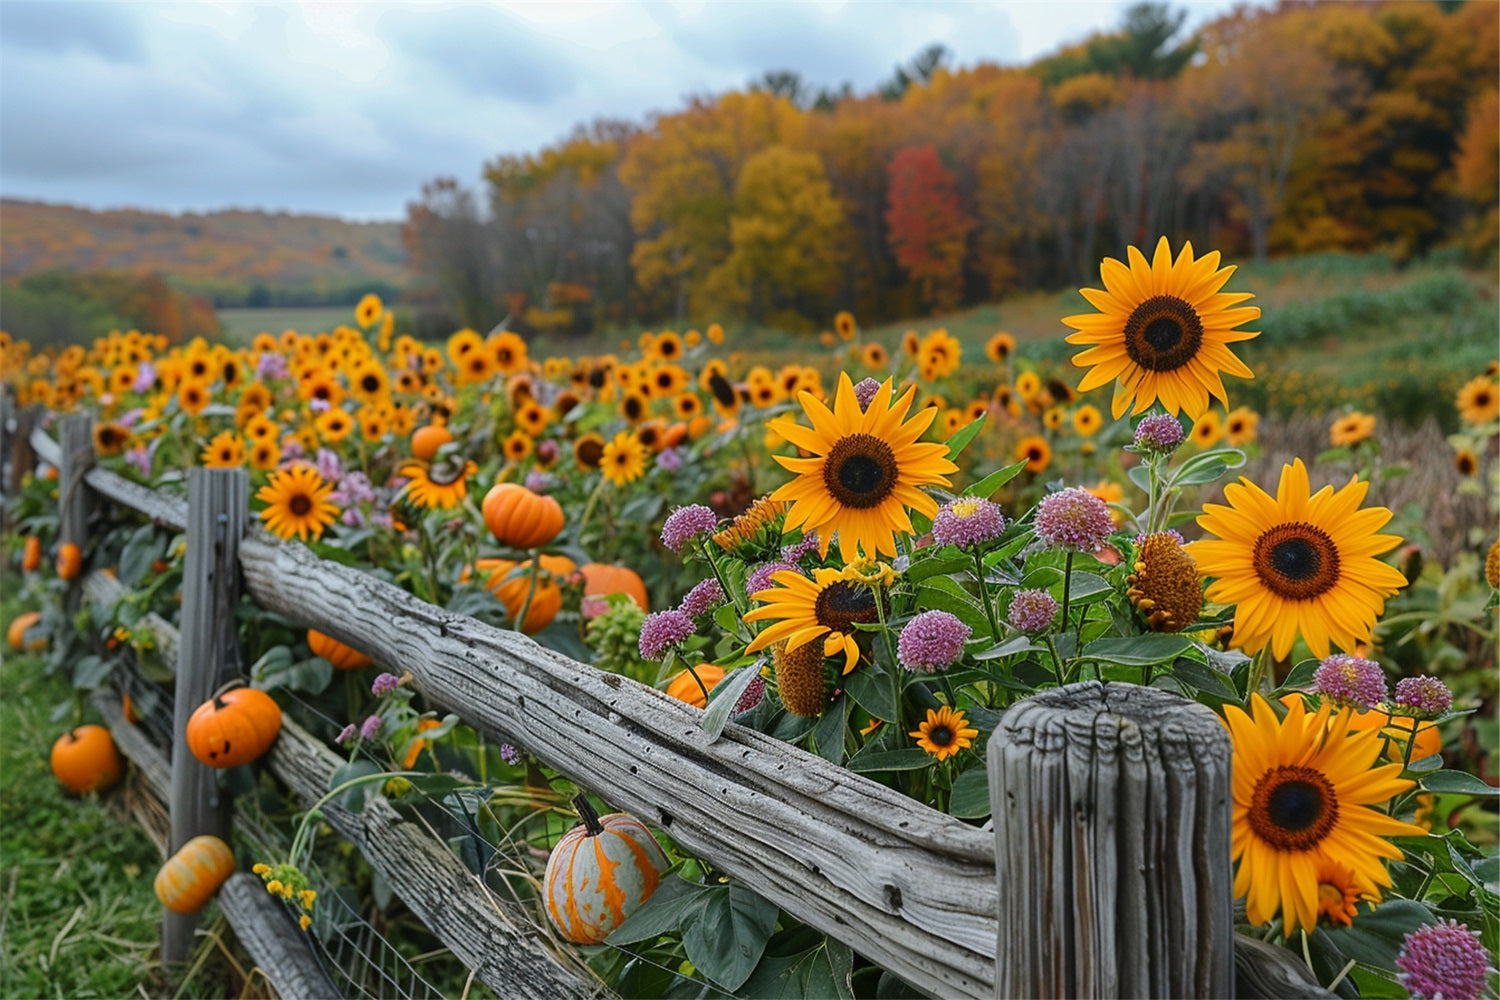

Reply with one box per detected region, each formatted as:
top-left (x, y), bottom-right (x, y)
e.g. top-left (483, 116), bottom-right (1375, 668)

top-left (973, 547), bottom-right (1001, 642)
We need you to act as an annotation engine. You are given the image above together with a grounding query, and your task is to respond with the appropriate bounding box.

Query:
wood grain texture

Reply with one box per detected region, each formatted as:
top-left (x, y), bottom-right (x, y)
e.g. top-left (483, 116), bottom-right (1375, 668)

top-left (164, 467), bottom-right (248, 963)
top-left (988, 681), bottom-right (1234, 1000)
top-left (1234, 935), bottom-right (1337, 998)
top-left (57, 414), bottom-right (94, 554)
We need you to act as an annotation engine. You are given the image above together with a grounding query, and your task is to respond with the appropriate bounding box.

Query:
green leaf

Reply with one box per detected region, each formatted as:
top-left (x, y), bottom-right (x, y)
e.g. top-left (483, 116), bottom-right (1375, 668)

top-left (1127, 464), bottom-right (1153, 494)
top-left (256, 652), bottom-right (333, 695)
top-left (974, 635), bottom-right (1039, 660)
top-left (71, 655), bottom-right (112, 690)
top-left (1276, 658), bottom-right (1321, 693)
top-left (1170, 658), bottom-right (1238, 700)
top-left (812, 695), bottom-right (852, 766)
top-left (907, 552), bottom-right (972, 584)
top-left (842, 665), bottom-right (898, 722)
top-left (846, 748), bottom-right (934, 773)
top-left (1422, 770), bottom-right (1498, 797)
top-left (1319, 899), bottom-right (1436, 971)
top-left (118, 525), bottom-right (163, 587)
top-left (740, 933), bottom-right (854, 1000)
top-left (681, 883), bottom-right (780, 992)
top-left (701, 665), bottom-right (763, 743)
top-left (328, 760), bottom-right (384, 813)
top-left (1081, 634), bottom-right (1193, 667)
top-left (916, 577), bottom-right (990, 635)
top-left (943, 413), bottom-right (986, 462)
top-left (949, 766), bottom-right (991, 819)
top-left (967, 458), bottom-right (1028, 499)
top-left (607, 873), bottom-right (708, 944)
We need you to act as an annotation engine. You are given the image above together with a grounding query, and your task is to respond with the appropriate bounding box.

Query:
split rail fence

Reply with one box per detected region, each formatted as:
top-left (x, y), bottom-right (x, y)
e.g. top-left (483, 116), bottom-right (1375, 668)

top-left (16, 411), bottom-right (1327, 1000)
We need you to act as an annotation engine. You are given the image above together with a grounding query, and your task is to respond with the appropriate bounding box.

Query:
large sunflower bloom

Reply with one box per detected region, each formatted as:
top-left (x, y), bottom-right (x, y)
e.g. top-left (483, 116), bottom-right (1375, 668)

top-left (744, 567), bottom-right (879, 675)
top-left (767, 373), bottom-right (957, 563)
top-left (1187, 459), bottom-right (1407, 660)
top-left (398, 458), bottom-right (477, 510)
top-left (600, 431), bottom-right (647, 486)
top-left (257, 465), bottom-right (340, 541)
top-left (1455, 375), bottom-right (1498, 425)
top-left (1065, 237), bottom-right (1260, 419)
top-left (1224, 695), bottom-right (1425, 936)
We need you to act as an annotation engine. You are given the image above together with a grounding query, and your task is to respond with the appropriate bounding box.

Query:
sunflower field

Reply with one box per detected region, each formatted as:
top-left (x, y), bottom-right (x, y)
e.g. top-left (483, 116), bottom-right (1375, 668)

top-left (2, 238), bottom-right (1497, 999)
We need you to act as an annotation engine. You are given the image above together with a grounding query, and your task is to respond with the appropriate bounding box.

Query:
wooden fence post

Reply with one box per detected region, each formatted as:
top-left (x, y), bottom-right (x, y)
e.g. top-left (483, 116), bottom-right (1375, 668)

top-left (57, 414), bottom-right (94, 563)
top-left (987, 681), bottom-right (1234, 999)
top-left (4, 405), bottom-right (38, 499)
top-left (163, 467), bottom-right (248, 963)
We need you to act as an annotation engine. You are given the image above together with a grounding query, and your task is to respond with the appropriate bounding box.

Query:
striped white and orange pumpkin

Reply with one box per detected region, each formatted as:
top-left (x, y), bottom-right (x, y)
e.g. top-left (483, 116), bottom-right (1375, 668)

top-left (544, 796), bottom-right (668, 944)
top-left (155, 835), bottom-right (236, 914)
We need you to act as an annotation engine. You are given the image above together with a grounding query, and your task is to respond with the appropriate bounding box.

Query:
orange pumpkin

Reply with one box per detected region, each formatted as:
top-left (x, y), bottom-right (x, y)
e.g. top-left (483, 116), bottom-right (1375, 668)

top-left (185, 687), bottom-right (283, 768)
top-left (411, 425), bottom-right (453, 461)
top-left (307, 628), bottom-right (373, 670)
top-left (482, 483), bottom-right (564, 549)
top-left (477, 555), bottom-right (576, 634)
top-left (56, 542), bottom-right (82, 581)
top-left (21, 535), bottom-right (41, 572)
top-left (122, 693), bottom-right (141, 725)
top-left (544, 795), bottom-right (668, 944)
top-left (579, 563), bottom-right (649, 616)
top-left (664, 665), bottom-right (726, 709)
top-left (1347, 709), bottom-right (1444, 764)
top-left (7, 611), bottom-right (45, 652)
top-left (155, 835), bottom-right (236, 914)
top-left (401, 718), bottom-right (443, 768)
top-left (50, 725), bottom-right (123, 794)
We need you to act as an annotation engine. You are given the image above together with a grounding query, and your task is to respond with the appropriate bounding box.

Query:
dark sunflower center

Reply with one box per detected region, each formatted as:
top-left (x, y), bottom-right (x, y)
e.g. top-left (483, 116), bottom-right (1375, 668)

top-left (814, 581), bottom-right (879, 634)
top-left (928, 725), bottom-right (954, 747)
top-left (823, 434), bottom-right (897, 509)
top-left (362, 375), bottom-right (381, 392)
top-left (288, 494), bottom-right (313, 516)
top-left (1248, 765), bottom-right (1338, 850)
top-left (577, 439), bottom-right (603, 467)
top-left (625, 397), bottom-right (644, 420)
top-left (1122, 295), bottom-right (1204, 372)
top-left (588, 368), bottom-right (607, 389)
top-left (1253, 522), bottom-right (1341, 600)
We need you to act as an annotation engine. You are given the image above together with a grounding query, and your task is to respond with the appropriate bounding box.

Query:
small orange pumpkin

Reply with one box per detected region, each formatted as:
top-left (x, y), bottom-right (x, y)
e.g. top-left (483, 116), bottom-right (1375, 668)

top-left (664, 665), bottom-right (727, 709)
top-left (579, 563), bottom-right (649, 616)
top-left (544, 795), bottom-right (668, 944)
top-left (185, 687), bottom-right (283, 768)
top-left (401, 718), bottom-right (443, 768)
top-left (411, 425), bottom-right (453, 461)
top-left (7, 611), bottom-right (45, 652)
top-left (477, 555), bottom-right (576, 634)
top-left (56, 542), bottom-right (82, 581)
top-left (21, 535), bottom-right (42, 572)
top-left (50, 725), bottom-right (123, 794)
top-left (122, 692), bottom-right (141, 725)
top-left (155, 835), bottom-right (236, 914)
top-left (307, 628), bottom-right (373, 670)
top-left (482, 482), bottom-right (564, 549)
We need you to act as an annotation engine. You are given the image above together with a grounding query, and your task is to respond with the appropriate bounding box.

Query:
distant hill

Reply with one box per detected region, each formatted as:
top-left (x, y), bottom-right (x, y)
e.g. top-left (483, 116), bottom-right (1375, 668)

top-left (0, 199), bottom-right (413, 306)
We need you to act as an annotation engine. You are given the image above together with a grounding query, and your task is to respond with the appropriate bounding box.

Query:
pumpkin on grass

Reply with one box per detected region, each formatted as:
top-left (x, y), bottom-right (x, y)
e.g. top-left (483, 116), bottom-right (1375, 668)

top-left (307, 628), bottom-right (373, 670)
top-left (51, 725), bottom-right (122, 794)
top-left (186, 686), bottom-right (282, 768)
top-left (544, 795), bottom-right (668, 944)
top-left (155, 835), bottom-right (236, 914)
top-left (482, 482), bottom-right (564, 549)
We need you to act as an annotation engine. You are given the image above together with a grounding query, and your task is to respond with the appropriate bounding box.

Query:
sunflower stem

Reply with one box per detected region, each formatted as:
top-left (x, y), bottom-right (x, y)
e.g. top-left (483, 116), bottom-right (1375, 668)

top-left (1060, 551), bottom-right (1075, 638)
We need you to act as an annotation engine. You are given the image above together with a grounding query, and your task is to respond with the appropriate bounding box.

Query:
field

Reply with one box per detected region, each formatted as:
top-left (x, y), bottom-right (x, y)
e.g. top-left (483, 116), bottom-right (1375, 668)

top-left (2, 246), bottom-right (1496, 998)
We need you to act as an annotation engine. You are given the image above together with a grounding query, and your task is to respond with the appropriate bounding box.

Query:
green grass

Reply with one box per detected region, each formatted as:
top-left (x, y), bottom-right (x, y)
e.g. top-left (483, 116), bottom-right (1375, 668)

top-left (217, 306), bottom-right (358, 345)
top-left (0, 602), bottom-right (246, 998)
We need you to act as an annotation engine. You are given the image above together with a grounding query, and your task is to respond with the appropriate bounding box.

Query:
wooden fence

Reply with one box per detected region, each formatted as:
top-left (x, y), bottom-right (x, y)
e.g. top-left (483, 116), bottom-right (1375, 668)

top-left (22, 412), bottom-right (1326, 999)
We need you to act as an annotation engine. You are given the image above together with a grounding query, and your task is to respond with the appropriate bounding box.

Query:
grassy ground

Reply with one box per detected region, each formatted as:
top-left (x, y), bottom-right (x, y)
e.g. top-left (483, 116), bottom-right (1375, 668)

top-left (217, 306), bottom-right (357, 345)
top-left (0, 600), bottom-right (250, 999)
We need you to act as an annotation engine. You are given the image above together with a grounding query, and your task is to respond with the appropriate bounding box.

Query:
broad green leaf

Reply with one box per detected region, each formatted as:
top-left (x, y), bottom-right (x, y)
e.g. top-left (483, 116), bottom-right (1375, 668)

top-left (1170, 658), bottom-right (1238, 700)
top-left (944, 413), bottom-right (986, 462)
top-left (907, 552), bottom-right (972, 584)
top-left (328, 760), bottom-right (384, 813)
top-left (1422, 770), bottom-right (1498, 797)
top-left (71, 655), bottom-right (112, 690)
top-left (740, 934), bottom-right (854, 1000)
top-left (846, 748), bottom-right (934, 773)
top-left (118, 525), bottom-right (163, 587)
top-left (608, 873), bottom-right (708, 944)
top-left (681, 883), bottom-right (780, 992)
top-left (701, 665), bottom-right (763, 742)
top-left (949, 766), bottom-right (991, 819)
top-left (812, 695), bottom-right (852, 766)
top-left (975, 634), bottom-right (1039, 660)
top-left (967, 458), bottom-right (1028, 499)
top-left (1081, 634), bottom-right (1193, 667)
top-left (1319, 899), bottom-right (1436, 971)
top-left (843, 665), bottom-right (898, 723)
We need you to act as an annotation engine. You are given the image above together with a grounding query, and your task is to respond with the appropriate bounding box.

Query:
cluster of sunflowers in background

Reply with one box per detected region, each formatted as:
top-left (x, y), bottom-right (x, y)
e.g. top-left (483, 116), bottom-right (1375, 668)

top-left (3, 235), bottom-right (1498, 999)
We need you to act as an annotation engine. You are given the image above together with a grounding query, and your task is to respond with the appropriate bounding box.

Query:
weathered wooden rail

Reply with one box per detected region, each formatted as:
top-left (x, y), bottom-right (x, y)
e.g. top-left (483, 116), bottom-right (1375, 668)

top-left (28, 414), bottom-right (1328, 999)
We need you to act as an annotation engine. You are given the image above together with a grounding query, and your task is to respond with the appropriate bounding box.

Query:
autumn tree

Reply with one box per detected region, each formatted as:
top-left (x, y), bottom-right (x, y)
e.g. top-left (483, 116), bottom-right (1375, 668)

top-left (884, 144), bottom-right (972, 311)
top-left (402, 177), bottom-right (503, 331)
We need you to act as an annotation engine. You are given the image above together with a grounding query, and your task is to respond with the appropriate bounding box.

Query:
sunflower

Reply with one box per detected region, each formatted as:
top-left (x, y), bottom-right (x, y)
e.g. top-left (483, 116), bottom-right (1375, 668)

top-left (93, 422), bottom-right (131, 456)
top-left (744, 567), bottom-right (879, 675)
top-left (399, 458), bottom-right (477, 510)
top-left (1127, 532), bottom-right (1203, 633)
top-left (316, 408), bottom-right (354, 444)
top-left (1314, 859), bottom-right (1364, 928)
top-left (256, 465), bottom-right (340, 541)
top-left (652, 330), bottom-right (683, 362)
top-left (861, 343), bottom-right (889, 368)
top-left (1187, 459), bottom-right (1408, 660)
top-left (672, 392), bottom-right (704, 420)
top-left (1072, 404), bottom-right (1103, 437)
top-left (350, 360), bottom-right (390, 403)
top-left (1329, 412), bottom-right (1376, 447)
top-left (1225, 406), bottom-right (1259, 446)
top-left (706, 323), bottom-right (725, 345)
top-left (909, 706), bottom-right (978, 763)
top-left (985, 331), bottom-right (1016, 363)
top-left (1013, 434), bottom-right (1051, 474)
top-left (766, 374), bottom-right (957, 563)
top-left (1456, 375), bottom-right (1499, 425)
top-left (178, 380), bottom-right (211, 416)
top-left (1015, 371), bottom-right (1040, 402)
top-left (600, 431), bottom-right (647, 486)
top-left (249, 439), bottom-right (281, 470)
top-left (355, 293), bottom-right (383, 328)
top-left (1190, 409), bottom-right (1223, 448)
top-left (619, 391), bottom-right (650, 424)
top-left (712, 495), bottom-right (787, 552)
top-left (917, 330), bottom-right (961, 380)
top-left (1043, 406), bottom-right (1066, 430)
top-left (834, 310), bottom-right (857, 341)
top-left (574, 433), bottom-right (605, 471)
top-left (1065, 237), bottom-right (1260, 419)
top-left (201, 431), bottom-right (246, 469)
top-left (516, 400), bottom-right (550, 438)
top-left (1455, 448), bottom-right (1478, 477)
top-left (1223, 695), bottom-right (1425, 936)
top-left (503, 430), bottom-right (533, 462)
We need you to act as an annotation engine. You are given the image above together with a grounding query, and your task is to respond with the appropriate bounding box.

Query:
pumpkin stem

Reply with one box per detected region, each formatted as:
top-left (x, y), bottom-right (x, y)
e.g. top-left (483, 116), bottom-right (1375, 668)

top-left (210, 678), bottom-right (245, 702)
top-left (572, 793), bottom-right (605, 837)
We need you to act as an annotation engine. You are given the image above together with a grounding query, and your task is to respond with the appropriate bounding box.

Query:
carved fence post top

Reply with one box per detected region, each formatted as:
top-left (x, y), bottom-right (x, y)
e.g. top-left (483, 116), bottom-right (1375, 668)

top-left (992, 680), bottom-right (1231, 751)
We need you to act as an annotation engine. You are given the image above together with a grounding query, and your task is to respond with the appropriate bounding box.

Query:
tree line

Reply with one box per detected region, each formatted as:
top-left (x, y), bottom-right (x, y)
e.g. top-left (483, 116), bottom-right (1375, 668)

top-left (402, 1), bottom-right (1499, 336)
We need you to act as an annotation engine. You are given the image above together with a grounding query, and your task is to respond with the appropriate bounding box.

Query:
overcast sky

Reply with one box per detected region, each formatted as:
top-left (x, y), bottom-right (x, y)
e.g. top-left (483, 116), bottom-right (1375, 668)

top-left (1, 1), bottom-right (1247, 221)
